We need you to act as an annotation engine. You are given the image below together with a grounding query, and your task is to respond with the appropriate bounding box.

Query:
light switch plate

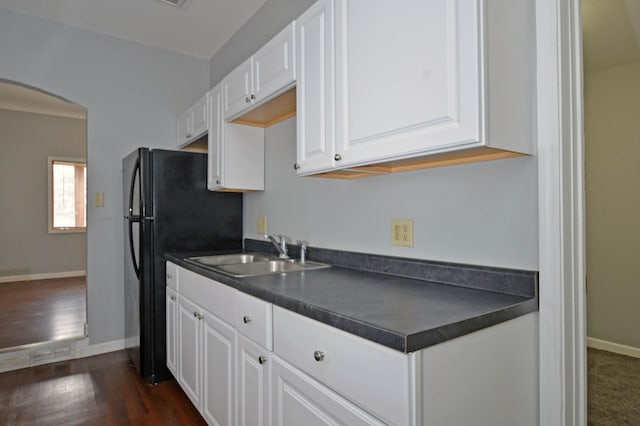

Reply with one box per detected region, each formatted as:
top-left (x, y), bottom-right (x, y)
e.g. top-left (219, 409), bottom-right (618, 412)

top-left (257, 215), bottom-right (267, 234)
top-left (391, 219), bottom-right (413, 247)
top-left (94, 192), bottom-right (104, 208)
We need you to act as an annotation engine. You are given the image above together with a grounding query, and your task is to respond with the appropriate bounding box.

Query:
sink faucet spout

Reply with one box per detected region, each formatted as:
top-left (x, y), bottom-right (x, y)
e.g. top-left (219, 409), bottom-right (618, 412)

top-left (265, 234), bottom-right (289, 259)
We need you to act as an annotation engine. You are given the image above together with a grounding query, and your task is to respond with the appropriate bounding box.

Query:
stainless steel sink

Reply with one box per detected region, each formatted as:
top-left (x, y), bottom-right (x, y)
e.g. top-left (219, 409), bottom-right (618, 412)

top-left (187, 253), bottom-right (330, 277)
top-left (188, 253), bottom-right (272, 266)
top-left (215, 259), bottom-right (330, 278)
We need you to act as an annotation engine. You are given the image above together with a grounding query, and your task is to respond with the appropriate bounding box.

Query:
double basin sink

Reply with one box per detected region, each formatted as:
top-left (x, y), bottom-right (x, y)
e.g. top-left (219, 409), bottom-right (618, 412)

top-left (187, 253), bottom-right (330, 278)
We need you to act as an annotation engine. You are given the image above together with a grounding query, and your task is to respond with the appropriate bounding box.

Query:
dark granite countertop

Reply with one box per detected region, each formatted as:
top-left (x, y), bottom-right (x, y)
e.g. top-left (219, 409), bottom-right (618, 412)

top-left (166, 240), bottom-right (538, 353)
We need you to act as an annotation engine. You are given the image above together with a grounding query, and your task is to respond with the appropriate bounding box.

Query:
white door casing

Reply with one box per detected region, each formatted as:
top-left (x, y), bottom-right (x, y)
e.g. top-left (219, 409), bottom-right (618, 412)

top-left (536, 0), bottom-right (586, 425)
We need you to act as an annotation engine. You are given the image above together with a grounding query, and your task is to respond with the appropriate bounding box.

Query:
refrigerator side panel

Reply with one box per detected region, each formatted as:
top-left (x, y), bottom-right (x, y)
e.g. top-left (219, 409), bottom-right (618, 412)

top-left (149, 149), bottom-right (243, 382)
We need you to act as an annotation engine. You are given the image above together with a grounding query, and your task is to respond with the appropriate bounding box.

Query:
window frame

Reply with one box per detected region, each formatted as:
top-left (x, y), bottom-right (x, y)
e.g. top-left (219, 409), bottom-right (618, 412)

top-left (48, 156), bottom-right (87, 234)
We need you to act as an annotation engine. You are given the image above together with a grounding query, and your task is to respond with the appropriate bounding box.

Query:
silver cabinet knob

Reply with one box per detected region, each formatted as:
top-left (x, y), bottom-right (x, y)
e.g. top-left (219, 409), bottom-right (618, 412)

top-left (198, 313), bottom-right (203, 320)
top-left (334, 154), bottom-right (342, 161)
top-left (245, 97), bottom-right (251, 103)
top-left (216, 179), bottom-right (220, 185)
top-left (167, 273), bottom-right (173, 279)
top-left (313, 350), bottom-right (325, 362)
top-left (293, 163), bottom-right (300, 170)
top-left (170, 295), bottom-right (176, 301)
top-left (258, 355), bottom-right (268, 365)
top-left (193, 311), bottom-right (198, 318)
top-left (250, 94), bottom-right (256, 100)
top-left (243, 316), bottom-right (252, 324)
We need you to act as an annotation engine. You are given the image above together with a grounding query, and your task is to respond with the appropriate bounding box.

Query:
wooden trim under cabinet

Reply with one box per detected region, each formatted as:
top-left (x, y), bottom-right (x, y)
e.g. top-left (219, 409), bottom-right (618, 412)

top-left (312, 147), bottom-right (525, 179)
top-left (231, 88), bottom-right (297, 128)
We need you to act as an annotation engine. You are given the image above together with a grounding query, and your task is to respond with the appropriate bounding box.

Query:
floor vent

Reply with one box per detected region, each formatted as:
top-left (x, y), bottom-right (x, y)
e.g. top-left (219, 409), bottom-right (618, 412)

top-left (30, 344), bottom-right (75, 366)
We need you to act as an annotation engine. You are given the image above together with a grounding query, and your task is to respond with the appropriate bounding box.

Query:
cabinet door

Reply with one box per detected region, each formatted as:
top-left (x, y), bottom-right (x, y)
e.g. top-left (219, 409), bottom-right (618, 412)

top-left (271, 356), bottom-right (384, 426)
top-left (202, 311), bottom-right (236, 426)
top-left (237, 333), bottom-right (270, 426)
top-left (177, 296), bottom-right (202, 410)
top-left (223, 57), bottom-right (254, 120)
top-left (191, 93), bottom-right (209, 139)
top-left (295, 0), bottom-right (336, 175)
top-left (177, 109), bottom-right (191, 146)
top-left (207, 84), bottom-right (224, 191)
top-left (253, 22), bottom-right (296, 104)
top-left (334, 0), bottom-right (482, 167)
top-left (166, 287), bottom-right (178, 376)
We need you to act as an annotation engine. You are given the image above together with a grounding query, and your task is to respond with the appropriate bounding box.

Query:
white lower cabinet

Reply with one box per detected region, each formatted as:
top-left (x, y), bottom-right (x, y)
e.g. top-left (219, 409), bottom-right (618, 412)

top-left (167, 262), bottom-right (537, 426)
top-left (165, 286), bottom-right (178, 376)
top-left (273, 306), bottom-right (411, 425)
top-left (202, 310), bottom-right (236, 426)
top-left (237, 333), bottom-right (271, 426)
top-left (177, 295), bottom-right (202, 408)
top-left (271, 355), bottom-right (385, 426)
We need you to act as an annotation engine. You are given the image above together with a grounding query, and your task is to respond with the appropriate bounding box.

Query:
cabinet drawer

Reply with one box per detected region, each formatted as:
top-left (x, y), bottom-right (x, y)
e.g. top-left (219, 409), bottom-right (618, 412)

top-left (235, 292), bottom-right (272, 350)
top-left (166, 262), bottom-right (178, 290)
top-left (273, 306), bottom-right (411, 425)
top-left (178, 267), bottom-right (235, 325)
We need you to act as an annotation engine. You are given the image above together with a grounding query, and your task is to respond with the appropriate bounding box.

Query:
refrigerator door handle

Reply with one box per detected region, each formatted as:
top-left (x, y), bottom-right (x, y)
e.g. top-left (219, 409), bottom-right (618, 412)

top-left (128, 158), bottom-right (141, 279)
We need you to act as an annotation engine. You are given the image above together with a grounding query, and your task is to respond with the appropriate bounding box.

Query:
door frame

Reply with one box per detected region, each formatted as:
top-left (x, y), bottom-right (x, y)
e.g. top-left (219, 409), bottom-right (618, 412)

top-left (536, 0), bottom-right (586, 424)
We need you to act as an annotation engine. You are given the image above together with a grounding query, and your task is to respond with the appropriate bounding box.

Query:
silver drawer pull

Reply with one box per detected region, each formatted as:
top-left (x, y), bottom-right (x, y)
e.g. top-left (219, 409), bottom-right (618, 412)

top-left (313, 351), bottom-right (325, 362)
top-left (243, 316), bottom-right (252, 324)
top-left (170, 295), bottom-right (176, 301)
top-left (167, 273), bottom-right (173, 279)
top-left (258, 355), bottom-right (268, 365)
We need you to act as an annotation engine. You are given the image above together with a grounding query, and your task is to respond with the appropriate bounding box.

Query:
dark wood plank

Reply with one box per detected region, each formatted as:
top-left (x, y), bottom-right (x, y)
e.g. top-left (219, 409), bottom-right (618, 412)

top-left (0, 350), bottom-right (206, 425)
top-left (0, 277), bottom-right (86, 349)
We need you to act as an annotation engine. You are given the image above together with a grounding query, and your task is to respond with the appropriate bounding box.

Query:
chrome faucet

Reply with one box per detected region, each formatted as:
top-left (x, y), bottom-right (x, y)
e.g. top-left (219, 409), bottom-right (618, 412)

top-left (297, 240), bottom-right (307, 264)
top-left (265, 234), bottom-right (289, 259)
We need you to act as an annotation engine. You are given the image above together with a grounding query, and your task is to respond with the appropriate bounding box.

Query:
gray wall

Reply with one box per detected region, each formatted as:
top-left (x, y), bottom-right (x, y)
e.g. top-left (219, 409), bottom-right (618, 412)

top-left (246, 117), bottom-right (538, 270)
top-left (209, 0), bottom-right (315, 86)
top-left (0, 9), bottom-right (210, 345)
top-left (209, 0), bottom-right (539, 270)
top-left (0, 109), bottom-right (87, 277)
top-left (585, 60), bottom-right (640, 349)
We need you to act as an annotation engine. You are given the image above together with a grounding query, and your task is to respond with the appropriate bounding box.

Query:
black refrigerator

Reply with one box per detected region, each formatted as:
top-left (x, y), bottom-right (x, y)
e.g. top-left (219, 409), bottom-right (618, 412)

top-left (123, 148), bottom-right (242, 383)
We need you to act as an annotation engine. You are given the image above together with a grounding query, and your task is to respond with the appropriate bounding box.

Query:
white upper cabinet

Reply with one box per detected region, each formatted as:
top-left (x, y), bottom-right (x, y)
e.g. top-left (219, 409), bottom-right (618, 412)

top-left (190, 94), bottom-right (208, 139)
top-left (254, 22), bottom-right (296, 105)
top-left (223, 58), bottom-right (254, 120)
top-left (294, 0), bottom-right (336, 175)
top-left (296, 0), bottom-right (535, 176)
top-left (177, 93), bottom-right (209, 147)
top-left (335, 0), bottom-right (480, 167)
top-left (224, 23), bottom-right (296, 121)
top-left (208, 83), bottom-right (265, 192)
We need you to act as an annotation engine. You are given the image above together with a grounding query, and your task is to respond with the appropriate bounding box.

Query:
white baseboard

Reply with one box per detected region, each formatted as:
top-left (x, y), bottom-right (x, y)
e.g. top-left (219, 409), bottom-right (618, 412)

top-left (75, 338), bottom-right (125, 358)
top-left (0, 270), bottom-right (86, 283)
top-left (587, 336), bottom-right (640, 359)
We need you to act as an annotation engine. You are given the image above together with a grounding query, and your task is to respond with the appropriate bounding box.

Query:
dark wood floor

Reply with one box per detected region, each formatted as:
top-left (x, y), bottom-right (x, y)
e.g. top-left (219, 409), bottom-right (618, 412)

top-left (0, 277), bottom-right (86, 349)
top-left (0, 350), bottom-right (205, 425)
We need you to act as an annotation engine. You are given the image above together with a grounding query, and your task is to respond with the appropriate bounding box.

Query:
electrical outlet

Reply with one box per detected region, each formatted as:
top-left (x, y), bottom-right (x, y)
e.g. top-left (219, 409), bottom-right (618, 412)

top-left (257, 216), bottom-right (267, 234)
top-left (391, 219), bottom-right (414, 247)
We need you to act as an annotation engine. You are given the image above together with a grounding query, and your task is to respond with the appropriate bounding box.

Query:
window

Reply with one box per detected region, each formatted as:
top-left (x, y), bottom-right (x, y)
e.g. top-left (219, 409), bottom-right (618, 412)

top-left (48, 157), bottom-right (87, 233)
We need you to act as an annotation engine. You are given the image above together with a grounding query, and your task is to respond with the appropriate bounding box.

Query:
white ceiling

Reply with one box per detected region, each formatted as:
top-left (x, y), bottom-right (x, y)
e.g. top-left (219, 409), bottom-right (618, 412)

top-left (0, 0), bottom-right (266, 59)
top-left (582, 0), bottom-right (640, 73)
